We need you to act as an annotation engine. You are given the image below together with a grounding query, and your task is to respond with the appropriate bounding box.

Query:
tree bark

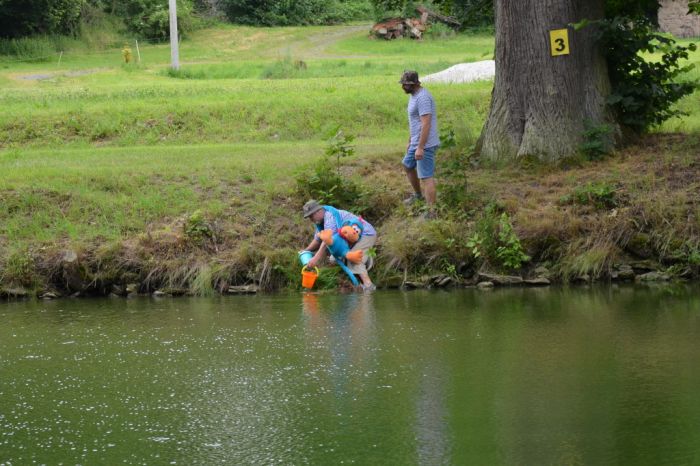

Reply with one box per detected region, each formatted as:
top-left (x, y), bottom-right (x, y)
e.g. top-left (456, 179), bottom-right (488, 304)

top-left (477, 0), bottom-right (618, 163)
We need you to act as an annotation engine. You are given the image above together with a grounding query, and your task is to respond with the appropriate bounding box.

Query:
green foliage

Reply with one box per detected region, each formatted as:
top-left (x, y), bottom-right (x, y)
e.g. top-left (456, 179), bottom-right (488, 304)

top-left (184, 209), bottom-right (213, 245)
top-left (580, 120), bottom-right (614, 160)
top-left (465, 232), bottom-right (483, 258)
top-left (690, 1), bottom-right (700, 15)
top-left (325, 126), bottom-right (356, 175)
top-left (442, 0), bottom-right (493, 28)
top-left (495, 212), bottom-right (530, 270)
top-left (295, 128), bottom-right (362, 209)
top-left (0, 36), bottom-right (56, 60)
top-left (0, 248), bottom-right (36, 287)
top-left (371, 0), bottom-right (492, 28)
top-left (260, 57), bottom-right (310, 79)
top-left (0, 0), bottom-right (85, 39)
top-left (592, 17), bottom-right (697, 134)
top-left (435, 125), bottom-right (478, 214)
top-left (108, 0), bottom-right (198, 40)
top-left (426, 22), bottom-right (457, 39)
top-left (605, 0), bottom-right (660, 19)
top-left (221, 0), bottom-right (372, 26)
top-left (563, 182), bottom-right (618, 210)
top-left (465, 204), bottom-right (529, 270)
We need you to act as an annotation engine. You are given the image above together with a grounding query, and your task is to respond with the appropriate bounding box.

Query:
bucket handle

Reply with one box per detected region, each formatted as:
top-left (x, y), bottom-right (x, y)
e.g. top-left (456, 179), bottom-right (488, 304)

top-left (301, 265), bottom-right (319, 275)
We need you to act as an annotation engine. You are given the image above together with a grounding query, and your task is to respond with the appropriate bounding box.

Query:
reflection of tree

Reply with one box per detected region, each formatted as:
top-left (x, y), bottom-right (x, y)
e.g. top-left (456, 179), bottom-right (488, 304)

top-left (476, 285), bottom-right (700, 465)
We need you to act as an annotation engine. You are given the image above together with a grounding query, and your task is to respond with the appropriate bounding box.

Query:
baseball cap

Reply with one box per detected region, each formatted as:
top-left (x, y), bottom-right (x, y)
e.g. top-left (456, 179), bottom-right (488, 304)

top-left (399, 70), bottom-right (420, 85)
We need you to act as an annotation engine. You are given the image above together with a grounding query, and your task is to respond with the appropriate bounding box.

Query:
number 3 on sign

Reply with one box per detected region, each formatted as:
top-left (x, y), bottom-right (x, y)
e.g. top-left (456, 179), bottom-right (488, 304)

top-left (550, 29), bottom-right (570, 56)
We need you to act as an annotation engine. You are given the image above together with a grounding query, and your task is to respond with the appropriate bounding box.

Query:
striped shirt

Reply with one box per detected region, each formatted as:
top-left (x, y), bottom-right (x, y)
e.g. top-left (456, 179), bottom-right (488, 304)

top-left (407, 87), bottom-right (439, 149)
top-left (314, 208), bottom-right (376, 241)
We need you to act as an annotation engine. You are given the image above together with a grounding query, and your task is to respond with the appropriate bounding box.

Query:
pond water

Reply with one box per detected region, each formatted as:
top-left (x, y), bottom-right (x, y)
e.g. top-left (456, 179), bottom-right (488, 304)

top-left (1, 286), bottom-right (700, 465)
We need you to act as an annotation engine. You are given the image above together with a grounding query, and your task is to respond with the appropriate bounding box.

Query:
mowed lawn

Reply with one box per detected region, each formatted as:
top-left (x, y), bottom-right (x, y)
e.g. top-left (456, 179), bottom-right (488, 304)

top-left (0, 23), bottom-right (698, 254)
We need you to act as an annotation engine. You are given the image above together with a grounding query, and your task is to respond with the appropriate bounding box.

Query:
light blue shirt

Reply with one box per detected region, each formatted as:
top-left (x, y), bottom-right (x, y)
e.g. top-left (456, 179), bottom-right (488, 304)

top-left (408, 87), bottom-right (439, 149)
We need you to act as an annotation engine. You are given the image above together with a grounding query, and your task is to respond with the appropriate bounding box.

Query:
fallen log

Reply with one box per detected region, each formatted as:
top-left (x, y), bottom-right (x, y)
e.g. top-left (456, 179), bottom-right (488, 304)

top-left (416, 6), bottom-right (461, 29)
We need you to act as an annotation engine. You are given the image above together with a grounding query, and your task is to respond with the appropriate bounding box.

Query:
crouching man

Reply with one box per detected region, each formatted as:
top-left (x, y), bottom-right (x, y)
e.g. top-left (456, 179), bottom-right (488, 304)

top-left (302, 200), bottom-right (377, 291)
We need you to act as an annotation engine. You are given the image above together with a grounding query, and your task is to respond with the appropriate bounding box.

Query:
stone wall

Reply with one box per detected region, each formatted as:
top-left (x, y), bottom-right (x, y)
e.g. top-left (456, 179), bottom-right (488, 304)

top-left (659, 0), bottom-right (700, 38)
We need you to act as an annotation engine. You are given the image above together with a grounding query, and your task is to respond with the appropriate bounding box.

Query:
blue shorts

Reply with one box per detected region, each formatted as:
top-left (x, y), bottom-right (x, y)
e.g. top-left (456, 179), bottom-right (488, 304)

top-left (403, 146), bottom-right (437, 179)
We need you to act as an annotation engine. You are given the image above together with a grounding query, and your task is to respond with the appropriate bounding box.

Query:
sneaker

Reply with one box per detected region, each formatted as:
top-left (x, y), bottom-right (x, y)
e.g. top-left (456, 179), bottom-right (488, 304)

top-left (361, 283), bottom-right (377, 292)
top-left (421, 210), bottom-right (438, 220)
top-left (403, 192), bottom-right (424, 205)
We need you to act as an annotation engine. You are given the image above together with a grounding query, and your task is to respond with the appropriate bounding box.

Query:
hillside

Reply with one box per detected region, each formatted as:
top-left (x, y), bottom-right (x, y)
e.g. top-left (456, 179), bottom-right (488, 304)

top-left (0, 24), bottom-right (699, 297)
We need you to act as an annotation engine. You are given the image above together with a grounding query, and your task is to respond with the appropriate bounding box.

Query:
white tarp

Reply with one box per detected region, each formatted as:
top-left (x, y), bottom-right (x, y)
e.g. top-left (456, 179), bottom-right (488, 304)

top-left (421, 60), bottom-right (495, 84)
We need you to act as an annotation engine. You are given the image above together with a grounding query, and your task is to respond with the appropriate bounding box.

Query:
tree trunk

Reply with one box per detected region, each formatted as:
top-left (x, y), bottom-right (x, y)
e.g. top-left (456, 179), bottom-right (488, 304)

top-left (477, 0), bottom-right (618, 163)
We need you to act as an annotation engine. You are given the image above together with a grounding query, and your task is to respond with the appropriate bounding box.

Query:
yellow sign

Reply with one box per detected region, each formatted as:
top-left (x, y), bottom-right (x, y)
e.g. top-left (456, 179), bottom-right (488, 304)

top-left (550, 29), bottom-right (570, 56)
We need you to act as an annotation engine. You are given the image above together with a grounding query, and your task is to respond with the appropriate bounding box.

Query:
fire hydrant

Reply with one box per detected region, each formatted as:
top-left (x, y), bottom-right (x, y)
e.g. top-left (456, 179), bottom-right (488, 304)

top-left (122, 44), bottom-right (132, 64)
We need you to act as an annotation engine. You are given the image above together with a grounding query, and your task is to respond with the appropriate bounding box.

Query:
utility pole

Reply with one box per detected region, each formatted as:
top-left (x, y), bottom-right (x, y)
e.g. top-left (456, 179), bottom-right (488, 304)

top-left (168, 0), bottom-right (179, 70)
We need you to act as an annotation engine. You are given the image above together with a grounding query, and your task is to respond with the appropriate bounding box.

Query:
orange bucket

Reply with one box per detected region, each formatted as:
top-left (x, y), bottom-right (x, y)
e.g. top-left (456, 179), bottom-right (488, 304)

top-left (301, 266), bottom-right (319, 289)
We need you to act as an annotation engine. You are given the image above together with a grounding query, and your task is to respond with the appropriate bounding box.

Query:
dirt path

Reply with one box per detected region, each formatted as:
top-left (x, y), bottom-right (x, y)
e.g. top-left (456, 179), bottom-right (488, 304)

top-left (18, 68), bottom-right (105, 81)
top-left (276, 24), bottom-right (372, 59)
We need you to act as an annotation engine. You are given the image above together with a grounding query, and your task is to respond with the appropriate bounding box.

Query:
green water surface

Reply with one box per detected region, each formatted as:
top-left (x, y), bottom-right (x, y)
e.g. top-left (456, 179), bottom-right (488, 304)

top-left (1, 286), bottom-right (699, 465)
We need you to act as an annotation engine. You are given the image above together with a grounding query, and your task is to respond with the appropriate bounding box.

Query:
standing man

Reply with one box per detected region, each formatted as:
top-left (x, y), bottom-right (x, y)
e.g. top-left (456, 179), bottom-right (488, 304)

top-left (400, 70), bottom-right (439, 219)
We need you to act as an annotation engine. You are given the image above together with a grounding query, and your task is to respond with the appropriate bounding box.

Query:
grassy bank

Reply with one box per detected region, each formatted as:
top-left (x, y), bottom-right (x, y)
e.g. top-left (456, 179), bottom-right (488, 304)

top-left (0, 24), bottom-right (699, 297)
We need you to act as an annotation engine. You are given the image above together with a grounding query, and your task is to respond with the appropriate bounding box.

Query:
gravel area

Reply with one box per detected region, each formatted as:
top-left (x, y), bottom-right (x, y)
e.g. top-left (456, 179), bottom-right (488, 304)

top-left (422, 60), bottom-right (495, 84)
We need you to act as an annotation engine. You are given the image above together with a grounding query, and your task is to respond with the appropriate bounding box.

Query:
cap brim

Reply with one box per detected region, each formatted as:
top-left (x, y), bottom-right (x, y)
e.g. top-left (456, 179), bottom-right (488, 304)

top-left (304, 207), bottom-right (321, 218)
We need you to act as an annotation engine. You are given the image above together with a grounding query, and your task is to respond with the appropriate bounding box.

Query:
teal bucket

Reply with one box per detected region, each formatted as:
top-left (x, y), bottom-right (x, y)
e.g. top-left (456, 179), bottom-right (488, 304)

top-left (298, 250), bottom-right (314, 266)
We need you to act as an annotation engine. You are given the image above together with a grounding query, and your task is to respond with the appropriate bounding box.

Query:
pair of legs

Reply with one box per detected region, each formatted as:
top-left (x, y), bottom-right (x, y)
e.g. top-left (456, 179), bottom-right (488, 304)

top-left (405, 167), bottom-right (436, 206)
top-left (403, 146), bottom-right (437, 209)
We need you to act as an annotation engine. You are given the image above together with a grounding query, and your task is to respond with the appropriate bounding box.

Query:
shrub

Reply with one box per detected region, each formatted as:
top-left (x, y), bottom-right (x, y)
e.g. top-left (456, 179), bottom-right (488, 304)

top-left (105, 0), bottom-right (198, 40)
top-left (466, 204), bottom-right (529, 270)
top-left (495, 212), bottom-right (530, 270)
top-left (296, 127), bottom-right (362, 209)
top-left (435, 125), bottom-right (479, 215)
top-left (184, 210), bottom-right (214, 245)
top-left (0, 0), bottom-right (84, 39)
top-left (221, 0), bottom-right (371, 26)
top-left (580, 120), bottom-right (615, 160)
top-left (576, 16), bottom-right (697, 134)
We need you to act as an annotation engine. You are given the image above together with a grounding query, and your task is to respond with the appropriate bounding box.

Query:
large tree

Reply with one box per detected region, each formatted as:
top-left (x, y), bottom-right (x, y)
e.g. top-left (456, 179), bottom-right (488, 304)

top-left (477, 0), bottom-right (696, 163)
top-left (476, 0), bottom-right (615, 163)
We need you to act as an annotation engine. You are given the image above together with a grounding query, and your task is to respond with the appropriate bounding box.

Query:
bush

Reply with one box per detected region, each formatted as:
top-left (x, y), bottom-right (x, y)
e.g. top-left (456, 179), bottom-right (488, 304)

top-left (221, 0), bottom-right (371, 26)
top-left (0, 0), bottom-right (85, 39)
top-left (467, 206), bottom-right (529, 270)
top-left (580, 120), bottom-right (615, 160)
top-left (104, 0), bottom-right (199, 40)
top-left (494, 212), bottom-right (530, 270)
top-left (435, 125), bottom-right (479, 215)
top-left (577, 16), bottom-right (697, 134)
top-left (296, 157), bottom-right (363, 210)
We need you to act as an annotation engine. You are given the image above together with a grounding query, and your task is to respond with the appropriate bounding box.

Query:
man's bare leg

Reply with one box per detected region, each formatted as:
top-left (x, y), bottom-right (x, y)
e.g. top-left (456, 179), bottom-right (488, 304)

top-left (404, 166), bottom-right (422, 196)
top-left (421, 177), bottom-right (436, 207)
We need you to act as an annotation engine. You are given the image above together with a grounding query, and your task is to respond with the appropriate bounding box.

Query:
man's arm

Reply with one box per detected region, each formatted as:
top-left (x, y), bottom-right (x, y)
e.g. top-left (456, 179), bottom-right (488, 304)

top-left (307, 242), bottom-right (326, 268)
top-left (415, 114), bottom-right (432, 160)
top-left (304, 237), bottom-right (321, 252)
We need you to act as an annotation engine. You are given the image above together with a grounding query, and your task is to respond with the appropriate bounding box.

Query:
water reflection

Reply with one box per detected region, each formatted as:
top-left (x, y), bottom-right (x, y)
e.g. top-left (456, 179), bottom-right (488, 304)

top-left (1, 286), bottom-right (700, 465)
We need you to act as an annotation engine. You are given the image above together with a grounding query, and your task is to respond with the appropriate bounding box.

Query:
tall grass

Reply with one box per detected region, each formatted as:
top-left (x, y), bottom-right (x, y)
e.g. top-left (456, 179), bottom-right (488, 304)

top-left (0, 37), bottom-right (57, 62)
